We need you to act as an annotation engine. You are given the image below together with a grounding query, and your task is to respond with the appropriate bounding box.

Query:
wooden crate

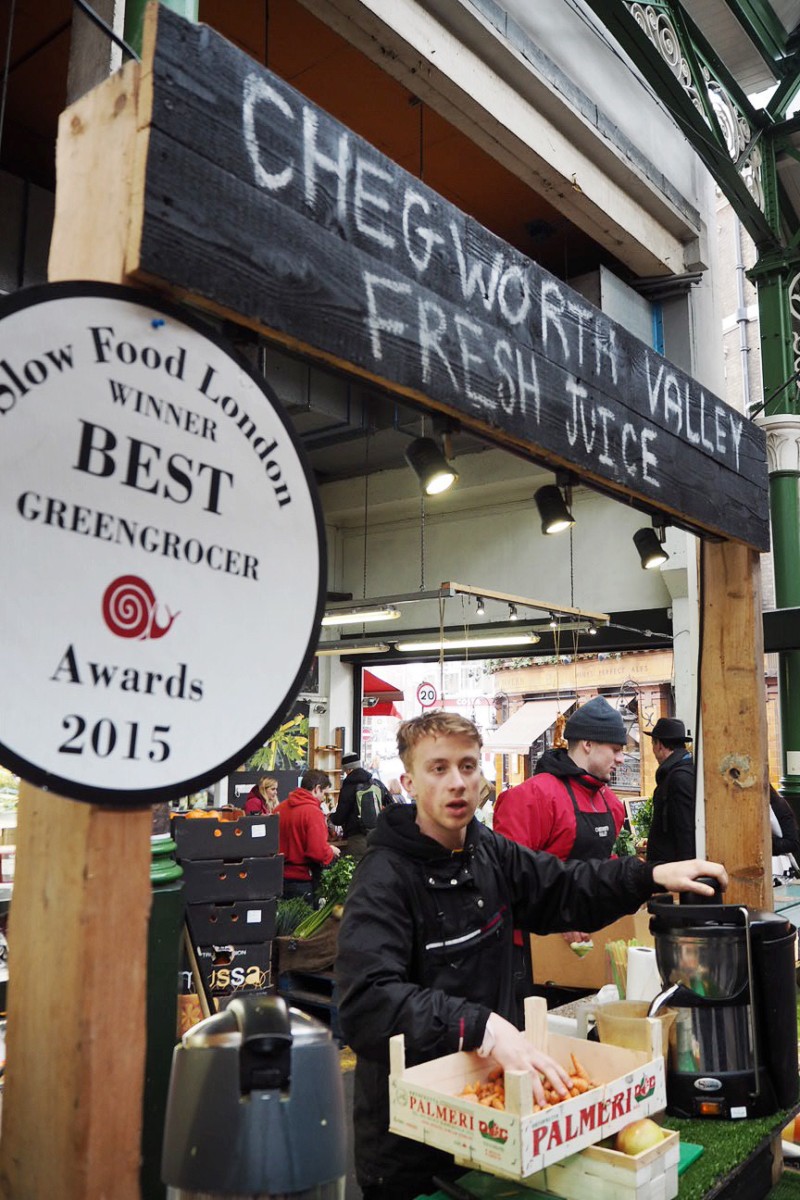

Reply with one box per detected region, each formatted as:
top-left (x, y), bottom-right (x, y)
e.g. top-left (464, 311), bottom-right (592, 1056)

top-left (531, 906), bottom-right (653, 990)
top-left (388, 998), bottom-right (667, 1181)
top-left (529, 1129), bottom-right (679, 1200)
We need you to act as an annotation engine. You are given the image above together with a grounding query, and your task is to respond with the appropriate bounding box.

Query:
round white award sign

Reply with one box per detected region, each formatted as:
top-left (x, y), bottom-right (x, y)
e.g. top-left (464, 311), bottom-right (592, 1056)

top-left (0, 283), bottom-right (325, 804)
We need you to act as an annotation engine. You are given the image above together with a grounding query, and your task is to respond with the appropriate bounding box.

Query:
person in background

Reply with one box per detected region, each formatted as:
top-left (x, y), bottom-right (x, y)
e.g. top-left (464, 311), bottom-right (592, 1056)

top-left (332, 752), bottom-right (391, 859)
top-left (770, 785), bottom-right (800, 883)
top-left (479, 773), bottom-right (495, 808)
top-left (336, 710), bottom-right (728, 1200)
top-left (387, 778), bottom-right (408, 804)
top-left (243, 775), bottom-right (279, 815)
top-left (644, 717), bottom-right (696, 863)
top-left (494, 694), bottom-right (628, 998)
top-left (277, 769), bottom-right (340, 901)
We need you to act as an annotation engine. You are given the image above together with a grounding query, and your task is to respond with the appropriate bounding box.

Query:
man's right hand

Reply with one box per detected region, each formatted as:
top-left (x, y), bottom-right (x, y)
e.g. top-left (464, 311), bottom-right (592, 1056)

top-left (330, 844), bottom-right (341, 859)
top-left (652, 858), bottom-right (726, 895)
top-left (487, 1013), bottom-right (572, 1105)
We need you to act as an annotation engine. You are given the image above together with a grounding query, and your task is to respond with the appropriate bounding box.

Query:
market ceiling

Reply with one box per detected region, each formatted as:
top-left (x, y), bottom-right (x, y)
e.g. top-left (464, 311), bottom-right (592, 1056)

top-left (583, 0), bottom-right (800, 257)
top-left (0, 0), bottom-right (606, 279)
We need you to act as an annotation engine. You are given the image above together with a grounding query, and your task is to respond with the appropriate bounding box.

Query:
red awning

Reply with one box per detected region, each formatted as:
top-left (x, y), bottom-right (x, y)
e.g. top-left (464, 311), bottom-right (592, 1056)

top-left (362, 670), bottom-right (403, 702)
top-left (363, 700), bottom-right (402, 719)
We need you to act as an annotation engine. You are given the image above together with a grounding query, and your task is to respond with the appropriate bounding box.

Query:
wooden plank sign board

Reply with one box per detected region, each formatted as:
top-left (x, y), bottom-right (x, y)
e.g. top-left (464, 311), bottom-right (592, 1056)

top-left (112, 4), bottom-right (768, 549)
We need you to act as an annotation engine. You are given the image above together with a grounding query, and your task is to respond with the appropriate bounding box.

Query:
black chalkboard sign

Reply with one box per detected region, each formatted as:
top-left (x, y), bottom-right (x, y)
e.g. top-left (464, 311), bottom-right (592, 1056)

top-left (131, 6), bottom-right (769, 550)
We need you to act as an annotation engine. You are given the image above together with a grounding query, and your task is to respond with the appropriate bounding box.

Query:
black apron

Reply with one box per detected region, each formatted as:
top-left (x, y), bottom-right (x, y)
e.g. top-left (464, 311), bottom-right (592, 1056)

top-left (563, 777), bottom-right (615, 861)
top-left (512, 776), bottom-right (616, 1024)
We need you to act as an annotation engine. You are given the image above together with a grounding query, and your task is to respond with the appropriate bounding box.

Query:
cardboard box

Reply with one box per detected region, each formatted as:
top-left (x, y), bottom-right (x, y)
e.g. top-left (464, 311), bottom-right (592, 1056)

top-left (177, 992), bottom-right (266, 1037)
top-left (531, 907), bottom-right (653, 990)
top-left (180, 941), bottom-right (272, 996)
top-left (172, 813), bottom-right (279, 860)
top-left (187, 898), bottom-right (277, 945)
top-left (388, 998), bottom-right (666, 1181)
top-left (530, 1129), bottom-right (679, 1200)
top-left (180, 856), bottom-right (284, 903)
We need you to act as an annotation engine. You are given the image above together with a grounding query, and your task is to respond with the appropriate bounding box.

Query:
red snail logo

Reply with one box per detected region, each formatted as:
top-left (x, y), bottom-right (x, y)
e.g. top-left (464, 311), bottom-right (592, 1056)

top-left (102, 576), bottom-right (179, 640)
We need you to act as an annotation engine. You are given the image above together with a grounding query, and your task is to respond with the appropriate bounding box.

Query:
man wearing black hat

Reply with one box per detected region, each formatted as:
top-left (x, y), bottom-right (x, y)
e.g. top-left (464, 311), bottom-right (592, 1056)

top-left (495, 695), bottom-right (628, 867)
top-left (495, 695), bottom-right (628, 1011)
top-left (331, 752), bottom-right (390, 859)
top-left (644, 717), bottom-right (696, 863)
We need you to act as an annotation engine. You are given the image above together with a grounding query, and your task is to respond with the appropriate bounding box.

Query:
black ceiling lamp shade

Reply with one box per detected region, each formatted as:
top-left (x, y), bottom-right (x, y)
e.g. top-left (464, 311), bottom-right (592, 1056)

top-left (535, 484), bottom-right (574, 534)
top-left (405, 437), bottom-right (458, 495)
top-left (634, 526), bottom-right (669, 570)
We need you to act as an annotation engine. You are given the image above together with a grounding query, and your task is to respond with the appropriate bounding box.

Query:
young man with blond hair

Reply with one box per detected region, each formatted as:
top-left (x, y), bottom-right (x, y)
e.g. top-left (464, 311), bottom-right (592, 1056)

top-left (336, 710), bottom-right (727, 1200)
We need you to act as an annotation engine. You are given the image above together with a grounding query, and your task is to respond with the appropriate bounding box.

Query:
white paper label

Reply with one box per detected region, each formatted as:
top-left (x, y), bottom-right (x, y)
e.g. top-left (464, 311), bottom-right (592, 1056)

top-left (787, 751), bottom-right (800, 775)
top-left (246, 910), bottom-right (263, 924)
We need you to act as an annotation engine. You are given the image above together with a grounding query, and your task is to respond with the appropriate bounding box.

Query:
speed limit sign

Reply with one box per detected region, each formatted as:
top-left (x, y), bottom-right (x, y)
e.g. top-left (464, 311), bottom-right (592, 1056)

top-left (417, 682), bottom-right (438, 708)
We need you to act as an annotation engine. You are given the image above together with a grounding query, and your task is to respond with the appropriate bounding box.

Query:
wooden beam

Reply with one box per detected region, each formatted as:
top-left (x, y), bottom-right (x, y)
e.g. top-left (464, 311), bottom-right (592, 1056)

top-left (700, 541), bottom-right (772, 909)
top-left (442, 582), bottom-right (608, 624)
top-left (0, 788), bottom-right (152, 1199)
top-left (48, 57), bottom-right (146, 284)
top-left (0, 48), bottom-right (156, 1200)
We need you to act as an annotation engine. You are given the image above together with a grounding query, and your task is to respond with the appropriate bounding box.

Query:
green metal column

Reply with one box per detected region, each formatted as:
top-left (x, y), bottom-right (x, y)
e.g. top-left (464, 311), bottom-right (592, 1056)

top-left (754, 257), bottom-right (800, 812)
top-left (141, 824), bottom-right (184, 1200)
top-left (124, 0), bottom-right (199, 58)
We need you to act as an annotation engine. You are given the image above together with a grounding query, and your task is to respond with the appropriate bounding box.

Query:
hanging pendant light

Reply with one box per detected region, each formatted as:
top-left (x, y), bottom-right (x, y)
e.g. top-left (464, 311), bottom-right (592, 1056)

top-left (633, 526), bottom-right (669, 570)
top-left (535, 484), bottom-right (574, 534)
top-left (405, 437), bottom-right (458, 495)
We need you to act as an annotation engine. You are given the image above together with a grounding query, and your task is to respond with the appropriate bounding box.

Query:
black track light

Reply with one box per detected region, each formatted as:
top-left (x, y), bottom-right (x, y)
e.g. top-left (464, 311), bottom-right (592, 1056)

top-left (633, 527), bottom-right (669, 570)
top-left (405, 437), bottom-right (458, 495)
top-left (535, 484), bottom-right (574, 534)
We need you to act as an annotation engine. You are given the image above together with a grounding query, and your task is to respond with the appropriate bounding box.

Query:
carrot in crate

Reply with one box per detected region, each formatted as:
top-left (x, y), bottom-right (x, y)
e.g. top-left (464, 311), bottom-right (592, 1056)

top-left (458, 1055), bottom-right (596, 1113)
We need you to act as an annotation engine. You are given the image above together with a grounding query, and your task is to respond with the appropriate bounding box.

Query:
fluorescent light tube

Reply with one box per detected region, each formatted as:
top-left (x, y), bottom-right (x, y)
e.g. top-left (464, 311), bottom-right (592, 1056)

top-left (396, 633), bottom-right (540, 652)
top-left (321, 607), bottom-right (401, 626)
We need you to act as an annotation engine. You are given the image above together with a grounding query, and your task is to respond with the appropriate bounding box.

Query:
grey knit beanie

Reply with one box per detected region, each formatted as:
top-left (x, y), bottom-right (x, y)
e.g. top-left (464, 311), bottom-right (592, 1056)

top-left (564, 696), bottom-right (627, 744)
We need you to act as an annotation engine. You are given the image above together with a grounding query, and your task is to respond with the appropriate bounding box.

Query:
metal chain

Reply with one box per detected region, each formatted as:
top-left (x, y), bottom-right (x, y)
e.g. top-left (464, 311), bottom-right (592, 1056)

top-left (569, 525), bottom-right (575, 608)
top-left (419, 492), bottom-right (426, 591)
top-left (362, 429), bottom-right (370, 599)
top-left (72, 0), bottom-right (140, 62)
top-left (0, 0), bottom-right (17, 160)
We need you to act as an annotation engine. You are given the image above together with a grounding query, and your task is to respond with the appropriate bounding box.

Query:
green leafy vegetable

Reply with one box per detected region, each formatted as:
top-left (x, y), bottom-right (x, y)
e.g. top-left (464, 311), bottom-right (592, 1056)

top-left (318, 855), bottom-right (357, 905)
top-left (293, 856), bottom-right (357, 939)
top-left (276, 897), bottom-right (314, 937)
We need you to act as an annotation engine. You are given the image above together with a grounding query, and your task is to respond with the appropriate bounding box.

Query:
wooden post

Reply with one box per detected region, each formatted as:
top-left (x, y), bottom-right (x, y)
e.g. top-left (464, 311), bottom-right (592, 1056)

top-left (700, 541), bottom-right (772, 909)
top-left (0, 57), bottom-right (155, 1200)
top-left (0, 789), bottom-right (152, 1199)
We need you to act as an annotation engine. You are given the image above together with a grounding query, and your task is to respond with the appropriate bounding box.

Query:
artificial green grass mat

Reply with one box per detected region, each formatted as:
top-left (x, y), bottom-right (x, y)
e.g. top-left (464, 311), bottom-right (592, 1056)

top-left (664, 1110), bottom-right (796, 1199)
top-left (770, 1169), bottom-right (800, 1197)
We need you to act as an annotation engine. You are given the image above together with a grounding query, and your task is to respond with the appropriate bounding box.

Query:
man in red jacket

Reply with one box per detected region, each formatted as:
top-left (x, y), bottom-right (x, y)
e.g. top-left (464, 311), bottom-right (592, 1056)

top-left (494, 695), bottom-right (627, 1013)
top-left (495, 695), bottom-right (627, 866)
top-left (277, 769), bottom-right (340, 901)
